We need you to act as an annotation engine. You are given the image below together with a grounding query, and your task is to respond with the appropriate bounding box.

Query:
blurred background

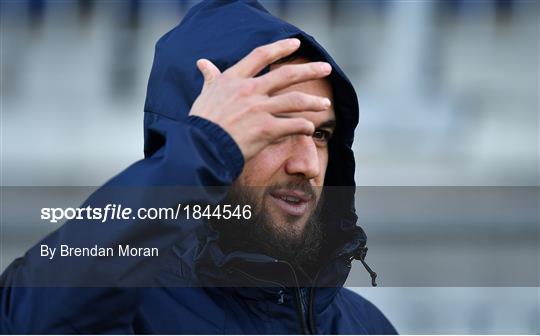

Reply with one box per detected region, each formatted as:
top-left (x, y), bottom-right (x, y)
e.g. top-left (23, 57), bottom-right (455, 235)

top-left (1, 0), bottom-right (539, 333)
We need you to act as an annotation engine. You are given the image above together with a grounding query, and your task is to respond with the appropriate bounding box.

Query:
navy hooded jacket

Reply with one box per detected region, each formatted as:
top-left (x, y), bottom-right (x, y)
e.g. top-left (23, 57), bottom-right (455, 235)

top-left (1, 1), bottom-right (397, 334)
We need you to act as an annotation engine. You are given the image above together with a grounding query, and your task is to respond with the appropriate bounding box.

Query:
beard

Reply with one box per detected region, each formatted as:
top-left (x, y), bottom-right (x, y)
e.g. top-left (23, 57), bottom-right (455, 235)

top-left (212, 182), bottom-right (325, 277)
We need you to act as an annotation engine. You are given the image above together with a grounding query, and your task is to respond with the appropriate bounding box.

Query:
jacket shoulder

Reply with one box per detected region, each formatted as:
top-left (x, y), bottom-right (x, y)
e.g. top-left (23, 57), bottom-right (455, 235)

top-left (336, 288), bottom-right (398, 334)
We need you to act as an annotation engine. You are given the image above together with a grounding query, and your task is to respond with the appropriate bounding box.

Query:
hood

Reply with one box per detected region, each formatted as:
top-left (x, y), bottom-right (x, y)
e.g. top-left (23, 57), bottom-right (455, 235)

top-left (143, 0), bottom-right (373, 286)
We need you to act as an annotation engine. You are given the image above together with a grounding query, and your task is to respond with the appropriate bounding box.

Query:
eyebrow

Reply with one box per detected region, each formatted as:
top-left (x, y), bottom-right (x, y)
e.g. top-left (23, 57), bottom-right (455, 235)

top-left (317, 119), bottom-right (336, 130)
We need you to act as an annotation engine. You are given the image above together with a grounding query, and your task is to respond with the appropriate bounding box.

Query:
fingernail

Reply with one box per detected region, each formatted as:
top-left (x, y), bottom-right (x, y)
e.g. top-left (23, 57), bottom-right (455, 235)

top-left (288, 38), bottom-right (300, 47)
top-left (322, 98), bottom-right (331, 107)
top-left (320, 63), bottom-right (332, 73)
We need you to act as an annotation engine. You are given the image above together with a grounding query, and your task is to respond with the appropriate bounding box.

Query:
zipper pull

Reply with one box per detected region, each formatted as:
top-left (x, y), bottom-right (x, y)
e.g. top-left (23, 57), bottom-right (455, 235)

top-left (353, 246), bottom-right (378, 287)
top-left (277, 290), bottom-right (285, 305)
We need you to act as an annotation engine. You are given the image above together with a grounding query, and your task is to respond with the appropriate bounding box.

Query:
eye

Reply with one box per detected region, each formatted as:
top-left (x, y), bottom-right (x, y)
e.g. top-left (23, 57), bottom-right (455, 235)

top-left (313, 129), bottom-right (332, 143)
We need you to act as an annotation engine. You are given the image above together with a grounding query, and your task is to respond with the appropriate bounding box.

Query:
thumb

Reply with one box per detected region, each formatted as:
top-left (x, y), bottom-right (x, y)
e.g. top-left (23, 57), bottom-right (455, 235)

top-left (196, 59), bottom-right (221, 88)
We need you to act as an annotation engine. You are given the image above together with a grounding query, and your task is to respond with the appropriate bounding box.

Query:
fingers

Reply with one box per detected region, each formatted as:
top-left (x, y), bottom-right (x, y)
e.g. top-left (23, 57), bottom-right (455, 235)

top-left (255, 62), bottom-right (332, 93)
top-left (197, 59), bottom-right (221, 89)
top-left (257, 91), bottom-right (331, 115)
top-left (228, 38), bottom-right (301, 78)
top-left (270, 117), bottom-right (315, 139)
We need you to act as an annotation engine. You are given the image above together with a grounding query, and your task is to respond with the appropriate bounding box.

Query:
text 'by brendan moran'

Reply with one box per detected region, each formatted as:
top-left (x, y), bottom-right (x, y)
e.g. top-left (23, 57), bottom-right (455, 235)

top-left (40, 244), bottom-right (159, 259)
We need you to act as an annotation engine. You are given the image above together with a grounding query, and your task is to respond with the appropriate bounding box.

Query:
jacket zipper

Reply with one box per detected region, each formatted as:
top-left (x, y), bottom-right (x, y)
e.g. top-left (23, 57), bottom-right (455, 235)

top-left (294, 287), bottom-right (310, 334)
top-left (307, 265), bottom-right (324, 335)
top-left (308, 286), bottom-right (317, 334)
top-left (276, 259), bottom-right (310, 334)
top-left (279, 250), bottom-right (364, 335)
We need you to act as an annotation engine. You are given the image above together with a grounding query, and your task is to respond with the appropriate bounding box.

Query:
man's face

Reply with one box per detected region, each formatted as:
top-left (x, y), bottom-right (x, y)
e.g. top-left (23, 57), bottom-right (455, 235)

top-left (233, 57), bottom-right (335, 241)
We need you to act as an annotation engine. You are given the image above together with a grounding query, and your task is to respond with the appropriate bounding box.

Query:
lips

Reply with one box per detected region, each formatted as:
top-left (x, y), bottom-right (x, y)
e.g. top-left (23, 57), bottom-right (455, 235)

top-left (269, 189), bottom-right (313, 217)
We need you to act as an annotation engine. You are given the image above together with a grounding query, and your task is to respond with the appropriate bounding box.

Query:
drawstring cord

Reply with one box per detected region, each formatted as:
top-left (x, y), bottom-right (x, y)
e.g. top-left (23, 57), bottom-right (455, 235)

top-left (351, 246), bottom-right (378, 287)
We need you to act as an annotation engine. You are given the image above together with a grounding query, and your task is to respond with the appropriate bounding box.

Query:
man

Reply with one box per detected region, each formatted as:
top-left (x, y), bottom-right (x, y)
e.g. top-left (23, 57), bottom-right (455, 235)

top-left (1, 1), bottom-right (396, 333)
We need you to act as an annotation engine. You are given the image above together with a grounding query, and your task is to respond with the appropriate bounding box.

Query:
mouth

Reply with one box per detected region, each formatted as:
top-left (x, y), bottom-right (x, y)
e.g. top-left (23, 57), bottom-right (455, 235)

top-left (268, 189), bottom-right (313, 217)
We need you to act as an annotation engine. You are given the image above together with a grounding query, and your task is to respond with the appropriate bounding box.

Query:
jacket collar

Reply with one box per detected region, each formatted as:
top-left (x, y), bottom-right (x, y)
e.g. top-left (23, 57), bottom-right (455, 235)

top-left (169, 222), bottom-right (368, 311)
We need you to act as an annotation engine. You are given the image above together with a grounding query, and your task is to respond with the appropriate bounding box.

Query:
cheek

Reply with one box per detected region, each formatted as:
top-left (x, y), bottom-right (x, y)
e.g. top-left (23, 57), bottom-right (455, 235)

top-left (237, 145), bottom-right (286, 186)
top-left (318, 148), bottom-right (329, 183)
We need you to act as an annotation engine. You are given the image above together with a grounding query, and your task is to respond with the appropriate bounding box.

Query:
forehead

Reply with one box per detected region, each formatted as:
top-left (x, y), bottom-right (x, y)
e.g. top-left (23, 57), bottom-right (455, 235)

top-left (269, 58), bottom-right (335, 125)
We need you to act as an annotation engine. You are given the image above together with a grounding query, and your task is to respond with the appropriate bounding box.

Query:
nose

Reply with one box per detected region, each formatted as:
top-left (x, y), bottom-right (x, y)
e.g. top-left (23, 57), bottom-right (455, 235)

top-left (284, 135), bottom-right (320, 180)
